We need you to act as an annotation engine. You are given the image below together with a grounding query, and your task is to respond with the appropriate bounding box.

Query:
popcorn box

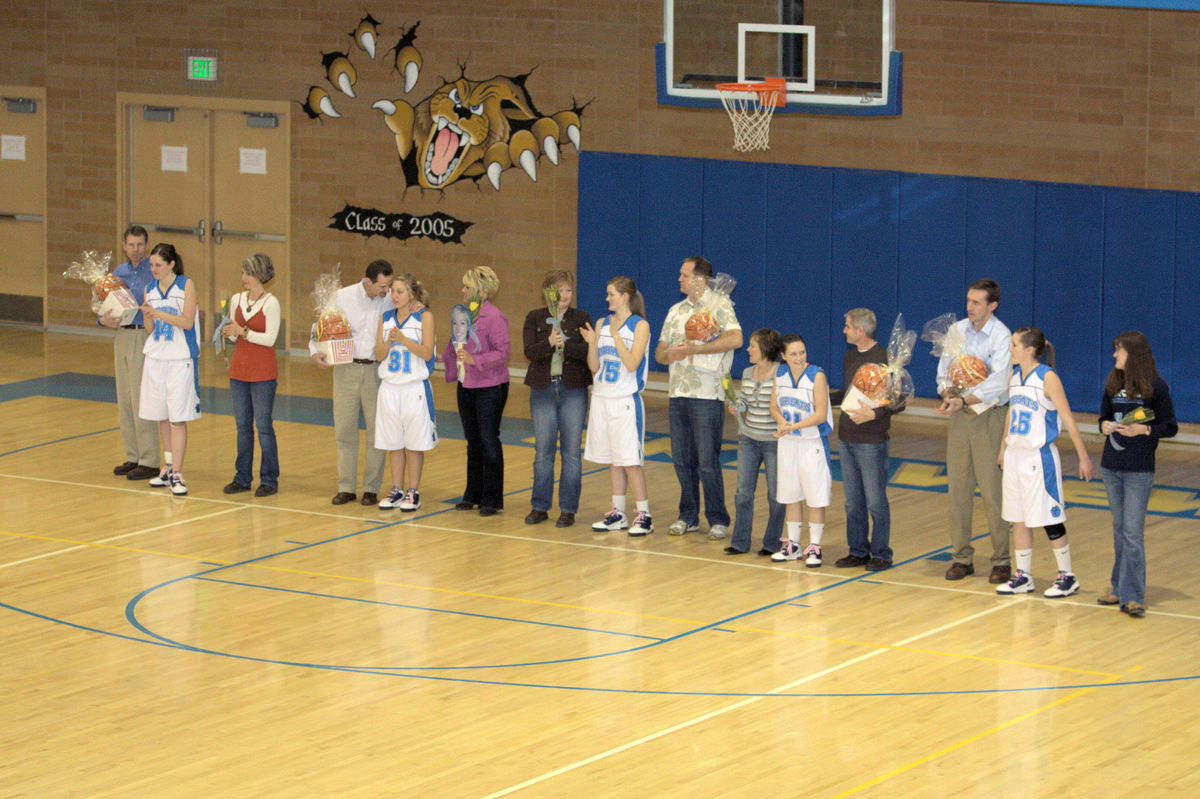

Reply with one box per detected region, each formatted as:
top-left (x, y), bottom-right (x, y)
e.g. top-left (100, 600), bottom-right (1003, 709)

top-left (99, 286), bottom-right (140, 326)
top-left (315, 336), bottom-right (355, 365)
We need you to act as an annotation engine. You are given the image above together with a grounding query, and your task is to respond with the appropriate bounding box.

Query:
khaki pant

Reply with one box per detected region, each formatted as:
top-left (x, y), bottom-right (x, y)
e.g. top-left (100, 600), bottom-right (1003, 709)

top-left (946, 403), bottom-right (1009, 566)
top-left (333, 361), bottom-right (385, 494)
top-left (115, 327), bottom-right (159, 467)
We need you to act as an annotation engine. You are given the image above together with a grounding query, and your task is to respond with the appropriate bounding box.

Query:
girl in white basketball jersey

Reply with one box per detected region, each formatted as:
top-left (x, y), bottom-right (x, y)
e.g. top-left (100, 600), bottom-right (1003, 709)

top-left (581, 277), bottom-right (653, 536)
top-left (996, 327), bottom-right (1094, 597)
top-left (138, 242), bottom-right (201, 496)
top-left (770, 334), bottom-right (833, 566)
top-left (374, 274), bottom-right (437, 511)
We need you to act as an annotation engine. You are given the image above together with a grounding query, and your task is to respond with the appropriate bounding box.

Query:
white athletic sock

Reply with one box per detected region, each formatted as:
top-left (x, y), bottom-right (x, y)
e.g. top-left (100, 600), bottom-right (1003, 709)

top-left (635, 500), bottom-right (649, 514)
top-left (808, 523), bottom-right (824, 547)
top-left (612, 495), bottom-right (626, 514)
top-left (163, 451), bottom-right (173, 467)
top-left (1053, 543), bottom-right (1072, 574)
top-left (786, 521), bottom-right (802, 544)
top-left (1015, 548), bottom-right (1033, 576)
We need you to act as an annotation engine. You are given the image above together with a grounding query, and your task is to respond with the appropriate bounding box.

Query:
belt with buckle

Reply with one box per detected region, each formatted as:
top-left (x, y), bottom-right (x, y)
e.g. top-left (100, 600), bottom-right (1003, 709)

top-left (120, 324), bottom-right (140, 330)
top-left (353, 358), bottom-right (376, 365)
top-left (549, 375), bottom-right (563, 383)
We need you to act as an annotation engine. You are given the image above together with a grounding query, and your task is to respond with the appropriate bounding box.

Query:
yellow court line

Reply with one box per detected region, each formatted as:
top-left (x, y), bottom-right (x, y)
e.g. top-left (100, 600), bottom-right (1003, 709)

top-left (0, 529), bottom-right (1125, 679)
top-left (826, 674), bottom-right (1126, 799)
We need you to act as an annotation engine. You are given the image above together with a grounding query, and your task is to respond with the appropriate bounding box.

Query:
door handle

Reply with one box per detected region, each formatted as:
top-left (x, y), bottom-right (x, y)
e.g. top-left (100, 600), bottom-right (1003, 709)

top-left (212, 219), bottom-right (286, 245)
top-left (132, 219), bottom-right (206, 243)
top-left (0, 212), bottom-right (43, 222)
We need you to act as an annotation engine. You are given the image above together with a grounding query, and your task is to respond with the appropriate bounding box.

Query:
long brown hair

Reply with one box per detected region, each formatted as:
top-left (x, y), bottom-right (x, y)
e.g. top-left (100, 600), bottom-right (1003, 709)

top-left (608, 276), bottom-right (646, 319)
top-left (1104, 331), bottom-right (1158, 399)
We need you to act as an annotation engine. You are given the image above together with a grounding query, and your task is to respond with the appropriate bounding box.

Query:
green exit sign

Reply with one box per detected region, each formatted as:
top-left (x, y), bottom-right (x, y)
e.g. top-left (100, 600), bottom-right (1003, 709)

top-left (187, 55), bottom-right (217, 82)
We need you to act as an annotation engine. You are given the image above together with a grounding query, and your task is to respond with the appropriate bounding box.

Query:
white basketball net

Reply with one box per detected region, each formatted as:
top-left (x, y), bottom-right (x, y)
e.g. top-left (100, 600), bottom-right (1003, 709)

top-left (718, 85), bottom-right (782, 152)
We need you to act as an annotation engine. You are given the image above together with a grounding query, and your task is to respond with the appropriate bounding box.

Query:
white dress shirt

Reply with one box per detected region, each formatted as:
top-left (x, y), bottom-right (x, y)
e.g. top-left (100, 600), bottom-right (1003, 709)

top-left (308, 280), bottom-right (391, 361)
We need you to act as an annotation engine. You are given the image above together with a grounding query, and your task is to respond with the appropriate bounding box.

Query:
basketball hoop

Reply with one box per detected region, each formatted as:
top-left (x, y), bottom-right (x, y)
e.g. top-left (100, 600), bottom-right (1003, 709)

top-left (715, 78), bottom-right (786, 153)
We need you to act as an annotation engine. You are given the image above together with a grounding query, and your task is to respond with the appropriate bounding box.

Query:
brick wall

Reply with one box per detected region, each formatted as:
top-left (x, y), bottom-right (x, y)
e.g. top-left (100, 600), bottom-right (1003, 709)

top-left (2, 0), bottom-right (1199, 346)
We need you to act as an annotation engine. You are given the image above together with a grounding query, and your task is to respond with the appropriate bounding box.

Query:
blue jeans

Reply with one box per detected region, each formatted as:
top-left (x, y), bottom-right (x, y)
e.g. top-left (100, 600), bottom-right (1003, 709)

top-left (841, 440), bottom-right (892, 561)
top-left (230, 378), bottom-right (278, 488)
top-left (1102, 467), bottom-right (1153, 604)
top-left (668, 397), bottom-right (730, 527)
top-left (529, 382), bottom-right (587, 513)
top-left (730, 436), bottom-right (784, 553)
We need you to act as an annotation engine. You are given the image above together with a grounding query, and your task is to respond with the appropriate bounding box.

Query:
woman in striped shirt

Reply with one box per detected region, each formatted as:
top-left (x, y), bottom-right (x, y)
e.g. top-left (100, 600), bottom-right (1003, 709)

top-left (724, 328), bottom-right (785, 555)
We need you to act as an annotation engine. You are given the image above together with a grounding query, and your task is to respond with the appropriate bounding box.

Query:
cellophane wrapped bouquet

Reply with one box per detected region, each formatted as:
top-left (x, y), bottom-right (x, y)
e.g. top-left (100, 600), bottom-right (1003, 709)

top-left (922, 312), bottom-right (991, 411)
top-left (842, 314), bottom-right (916, 413)
top-left (683, 272), bottom-right (736, 373)
top-left (310, 269), bottom-right (355, 364)
top-left (63, 250), bottom-right (139, 325)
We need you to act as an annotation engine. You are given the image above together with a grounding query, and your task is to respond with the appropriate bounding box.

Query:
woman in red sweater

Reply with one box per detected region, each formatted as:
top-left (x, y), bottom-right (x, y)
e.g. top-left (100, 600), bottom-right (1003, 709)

top-left (221, 253), bottom-right (281, 496)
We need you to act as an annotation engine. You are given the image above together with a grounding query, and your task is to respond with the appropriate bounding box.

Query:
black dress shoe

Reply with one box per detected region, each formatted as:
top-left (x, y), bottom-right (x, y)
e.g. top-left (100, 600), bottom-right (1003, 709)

top-left (455, 501), bottom-right (477, 511)
top-left (255, 484), bottom-right (278, 497)
top-left (525, 509), bottom-right (549, 525)
top-left (479, 506), bottom-right (499, 517)
top-left (724, 546), bottom-right (748, 555)
top-left (555, 512), bottom-right (576, 528)
top-left (361, 493), bottom-right (378, 506)
top-left (113, 461), bottom-right (137, 476)
top-left (126, 465), bottom-right (159, 480)
top-left (223, 481), bottom-right (251, 494)
top-left (331, 492), bottom-right (357, 505)
top-left (865, 557), bottom-right (893, 571)
top-left (835, 554), bottom-right (871, 568)
top-left (757, 548), bottom-right (776, 557)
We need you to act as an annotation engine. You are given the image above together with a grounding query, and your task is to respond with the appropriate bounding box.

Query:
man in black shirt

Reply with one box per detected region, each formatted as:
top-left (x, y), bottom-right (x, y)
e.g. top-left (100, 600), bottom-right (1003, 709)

top-left (832, 308), bottom-right (902, 570)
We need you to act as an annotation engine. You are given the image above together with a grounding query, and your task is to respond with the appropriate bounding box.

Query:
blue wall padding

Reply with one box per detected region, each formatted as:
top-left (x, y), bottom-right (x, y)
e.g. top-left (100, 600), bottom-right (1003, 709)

top-left (576, 150), bottom-right (1198, 420)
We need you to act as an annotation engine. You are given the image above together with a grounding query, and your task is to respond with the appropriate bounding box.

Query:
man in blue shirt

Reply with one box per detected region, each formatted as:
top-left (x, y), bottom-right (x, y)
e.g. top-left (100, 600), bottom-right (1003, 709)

top-left (101, 225), bottom-right (159, 480)
top-left (935, 278), bottom-right (1012, 583)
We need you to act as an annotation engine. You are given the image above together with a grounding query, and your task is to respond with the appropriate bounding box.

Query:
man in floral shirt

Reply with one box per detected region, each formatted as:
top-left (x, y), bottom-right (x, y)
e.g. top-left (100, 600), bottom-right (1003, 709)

top-left (655, 256), bottom-right (742, 540)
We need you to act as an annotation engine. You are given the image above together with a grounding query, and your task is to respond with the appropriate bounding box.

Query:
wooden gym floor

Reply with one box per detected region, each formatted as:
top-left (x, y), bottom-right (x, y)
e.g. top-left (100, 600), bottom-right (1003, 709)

top-left (2, 327), bottom-right (1198, 798)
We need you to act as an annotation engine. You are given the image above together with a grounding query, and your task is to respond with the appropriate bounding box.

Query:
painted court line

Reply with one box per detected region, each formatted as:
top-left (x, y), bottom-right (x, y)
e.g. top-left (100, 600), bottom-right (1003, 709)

top-left (480, 604), bottom-right (1013, 799)
top-left (0, 507), bottom-right (240, 570)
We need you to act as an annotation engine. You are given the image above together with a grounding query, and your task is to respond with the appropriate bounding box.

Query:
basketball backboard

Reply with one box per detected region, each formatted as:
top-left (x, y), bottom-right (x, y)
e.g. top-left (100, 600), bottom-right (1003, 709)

top-left (659, 0), bottom-right (900, 115)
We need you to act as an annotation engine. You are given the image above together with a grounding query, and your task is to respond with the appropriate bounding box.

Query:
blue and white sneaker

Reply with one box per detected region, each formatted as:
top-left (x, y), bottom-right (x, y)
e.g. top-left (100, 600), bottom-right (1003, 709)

top-left (1044, 571), bottom-right (1080, 598)
top-left (771, 540), bottom-right (802, 562)
top-left (399, 489), bottom-right (421, 512)
top-left (628, 511), bottom-right (653, 536)
top-left (378, 487), bottom-right (404, 509)
top-left (803, 544), bottom-right (823, 568)
top-left (149, 467), bottom-right (172, 488)
top-left (169, 472), bottom-right (188, 496)
top-left (592, 509), bottom-right (628, 531)
top-left (996, 570), bottom-right (1035, 594)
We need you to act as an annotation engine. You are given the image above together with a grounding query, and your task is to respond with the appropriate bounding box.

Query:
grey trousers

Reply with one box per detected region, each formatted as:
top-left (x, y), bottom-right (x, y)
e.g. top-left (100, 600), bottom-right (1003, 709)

top-left (115, 326), bottom-right (159, 467)
top-left (946, 403), bottom-right (1009, 566)
top-left (333, 361), bottom-right (386, 494)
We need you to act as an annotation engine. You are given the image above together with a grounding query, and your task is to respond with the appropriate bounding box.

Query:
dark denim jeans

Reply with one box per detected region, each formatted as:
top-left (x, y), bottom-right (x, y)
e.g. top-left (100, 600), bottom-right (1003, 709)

top-left (529, 382), bottom-right (587, 513)
top-left (457, 381), bottom-right (509, 509)
top-left (730, 435), bottom-right (784, 553)
top-left (1102, 467), bottom-right (1154, 604)
top-left (230, 378), bottom-right (279, 488)
top-left (668, 397), bottom-right (730, 527)
top-left (841, 440), bottom-right (892, 561)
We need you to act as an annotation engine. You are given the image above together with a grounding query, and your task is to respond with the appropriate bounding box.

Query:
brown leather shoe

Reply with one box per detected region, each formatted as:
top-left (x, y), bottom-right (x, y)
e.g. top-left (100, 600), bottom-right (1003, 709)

top-left (556, 512), bottom-right (576, 528)
top-left (525, 509), bottom-right (549, 525)
top-left (988, 565), bottom-right (1012, 584)
top-left (1097, 592), bottom-right (1120, 606)
top-left (331, 491), bottom-right (357, 505)
top-left (1121, 601), bottom-right (1146, 617)
top-left (945, 562), bottom-right (974, 580)
top-left (361, 493), bottom-right (378, 506)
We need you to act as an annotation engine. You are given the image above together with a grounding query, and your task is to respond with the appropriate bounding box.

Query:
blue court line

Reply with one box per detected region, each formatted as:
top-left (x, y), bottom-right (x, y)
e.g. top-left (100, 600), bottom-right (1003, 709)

top-left (196, 574), bottom-right (664, 644)
top-left (0, 427), bottom-right (119, 458)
